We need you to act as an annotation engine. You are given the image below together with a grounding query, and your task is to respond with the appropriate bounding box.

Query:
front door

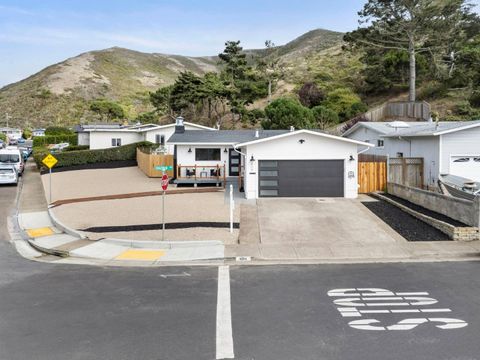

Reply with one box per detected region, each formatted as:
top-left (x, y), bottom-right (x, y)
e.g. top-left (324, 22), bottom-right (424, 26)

top-left (229, 149), bottom-right (240, 176)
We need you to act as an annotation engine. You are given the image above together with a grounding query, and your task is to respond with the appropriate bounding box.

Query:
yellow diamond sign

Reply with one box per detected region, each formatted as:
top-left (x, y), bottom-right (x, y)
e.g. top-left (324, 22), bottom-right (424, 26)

top-left (42, 154), bottom-right (58, 169)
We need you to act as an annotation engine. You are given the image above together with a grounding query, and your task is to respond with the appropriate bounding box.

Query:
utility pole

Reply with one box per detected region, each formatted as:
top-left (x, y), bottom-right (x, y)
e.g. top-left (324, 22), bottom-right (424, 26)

top-left (5, 112), bottom-right (9, 128)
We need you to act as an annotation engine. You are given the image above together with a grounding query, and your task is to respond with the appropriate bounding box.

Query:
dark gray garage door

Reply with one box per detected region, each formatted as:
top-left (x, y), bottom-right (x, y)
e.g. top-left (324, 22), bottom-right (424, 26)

top-left (258, 160), bottom-right (344, 197)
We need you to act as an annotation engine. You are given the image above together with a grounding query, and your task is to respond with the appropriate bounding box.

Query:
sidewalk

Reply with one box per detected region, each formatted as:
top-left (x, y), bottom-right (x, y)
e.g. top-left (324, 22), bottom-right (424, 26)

top-left (15, 161), bottom-right (227, 263)
top-left (12, 161), bottom-right (480, 266)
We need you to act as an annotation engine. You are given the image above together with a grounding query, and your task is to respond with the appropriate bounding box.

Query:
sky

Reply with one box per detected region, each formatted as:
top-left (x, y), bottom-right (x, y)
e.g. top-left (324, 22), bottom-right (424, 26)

top-left (0, 0), bottom-right (478, 88)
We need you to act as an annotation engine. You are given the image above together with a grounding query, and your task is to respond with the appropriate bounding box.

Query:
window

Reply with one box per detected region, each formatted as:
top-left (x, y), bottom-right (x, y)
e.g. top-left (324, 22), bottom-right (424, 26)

top-left (377, 139), bottom-right (384, 147)
top-left (474, 158), bottom-right (480, 162)
top-left (453, 157), bottom-right (470, 163)
top-left (0, 154), bottom-right (20, 163)
top-left (111, 138), bottom-right (121, 147)
top-left (396, 152), bottom-right (403, 158)
top-left (155, 134), bottom-right (165, 146)
top-left (195, 148), bottom-right (221, 161)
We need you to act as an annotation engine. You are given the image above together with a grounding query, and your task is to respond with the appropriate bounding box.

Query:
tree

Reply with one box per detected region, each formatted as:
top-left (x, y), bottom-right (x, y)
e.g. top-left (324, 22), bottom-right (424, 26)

top-left (90, 100), bottom-right (125, 121)
top-left (262, 98), bottom-right (314, 130)
top-left (150, 85), bottom-right (173, 117)
top-left (22, 129), bottom-right (32, 139)
top-left (345, 0), bottom-right (475, 101)
top-left (256, 40), bottom-right (283, 103)
top-left (323, 88), bottom-right (367, 121)
top-left (218, 41), bottom-right (248, 85)
top-left (136, 111), bottom-right (158, 123)
top-left (311, 106), bottom-right (339, 130)
top-left (298, 82), bottom-right (325, 108)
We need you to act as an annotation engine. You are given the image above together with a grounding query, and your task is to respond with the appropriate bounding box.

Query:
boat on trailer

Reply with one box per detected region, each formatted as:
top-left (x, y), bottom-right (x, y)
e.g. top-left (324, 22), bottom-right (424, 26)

top-left (438, 174), bottom-right (480, 201)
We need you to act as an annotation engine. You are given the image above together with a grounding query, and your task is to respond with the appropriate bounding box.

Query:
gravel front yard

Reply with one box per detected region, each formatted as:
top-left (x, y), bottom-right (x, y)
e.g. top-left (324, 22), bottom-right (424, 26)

top-left (362, 198), bottom-right (451, 241)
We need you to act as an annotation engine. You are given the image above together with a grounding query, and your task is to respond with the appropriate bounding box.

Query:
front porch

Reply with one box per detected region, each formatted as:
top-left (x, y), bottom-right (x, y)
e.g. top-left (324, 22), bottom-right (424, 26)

top-left (175, 164), bottom-right (244, 190)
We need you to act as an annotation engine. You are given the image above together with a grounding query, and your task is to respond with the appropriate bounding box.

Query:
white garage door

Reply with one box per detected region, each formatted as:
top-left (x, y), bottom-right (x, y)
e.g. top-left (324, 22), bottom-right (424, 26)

top-left (450, 156), bottom-right (480, 181)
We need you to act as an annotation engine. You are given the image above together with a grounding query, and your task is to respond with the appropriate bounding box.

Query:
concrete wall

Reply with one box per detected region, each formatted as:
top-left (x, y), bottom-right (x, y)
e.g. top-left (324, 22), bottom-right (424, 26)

top-left (89, 131), bottom-right (142, 149)
top-left (243, 132), bottom-right (360, 199)
top-left (387, 182), bottom-right (479, 227)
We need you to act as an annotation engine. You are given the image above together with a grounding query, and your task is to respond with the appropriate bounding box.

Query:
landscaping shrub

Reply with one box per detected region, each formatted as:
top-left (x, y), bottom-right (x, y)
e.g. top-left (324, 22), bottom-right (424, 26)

top-left (45, 126), bottom-right (74, 135)
top-left (33, 141), bottom-right (156, 169)
top-left (323, 88), bottom-right (367, 121)
top-left (63, 145), bottom-right (89, 152)
top-left (33, 134), bottom-right (78, 147)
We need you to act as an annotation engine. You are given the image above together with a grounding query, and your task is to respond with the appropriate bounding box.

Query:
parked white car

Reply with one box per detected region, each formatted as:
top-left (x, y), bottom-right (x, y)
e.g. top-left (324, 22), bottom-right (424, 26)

top-left (0, 148), bottom-right (24, 175)
top-left (0, 164), bottom-right (18, 185)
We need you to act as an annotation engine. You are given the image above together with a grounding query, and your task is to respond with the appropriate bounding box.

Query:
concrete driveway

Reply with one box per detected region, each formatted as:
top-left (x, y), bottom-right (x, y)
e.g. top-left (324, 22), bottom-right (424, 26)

top-left (255, 196), bottom-right (407, 258)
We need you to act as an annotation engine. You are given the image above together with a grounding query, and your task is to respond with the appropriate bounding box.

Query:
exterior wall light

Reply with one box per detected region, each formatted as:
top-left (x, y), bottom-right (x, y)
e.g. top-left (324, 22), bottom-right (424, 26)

top-left (299, 139), bottom-right (305, 144)
top-left (250, 155), bottom-right (255, 162)
top-left (188, 148), bottom-right (192, 153)
top-left (349, 155), bottom-right (355, 161)
top-left (224, 148), bottom-right (228, 153)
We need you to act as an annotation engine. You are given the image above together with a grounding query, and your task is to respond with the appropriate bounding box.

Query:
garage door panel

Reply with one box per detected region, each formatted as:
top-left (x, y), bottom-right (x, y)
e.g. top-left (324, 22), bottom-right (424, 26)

top-left (259, 160), bottom-right (344, 197)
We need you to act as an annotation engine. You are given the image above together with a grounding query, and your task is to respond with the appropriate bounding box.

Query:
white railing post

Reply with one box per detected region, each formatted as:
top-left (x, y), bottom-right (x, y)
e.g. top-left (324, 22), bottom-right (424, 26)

top-left (229, 184), bottom-right (234, 233)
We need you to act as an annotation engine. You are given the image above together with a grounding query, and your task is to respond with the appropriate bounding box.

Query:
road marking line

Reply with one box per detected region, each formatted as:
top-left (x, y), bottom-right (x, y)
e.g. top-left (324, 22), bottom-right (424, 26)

top-left (395, 292), bottom-right (429, 296)
top-left (115, 249), bottom-right (165, 260)
top-left (216, 265), bottom-right (234, 359)
top-left (26, 227), bottom-right (54, 238)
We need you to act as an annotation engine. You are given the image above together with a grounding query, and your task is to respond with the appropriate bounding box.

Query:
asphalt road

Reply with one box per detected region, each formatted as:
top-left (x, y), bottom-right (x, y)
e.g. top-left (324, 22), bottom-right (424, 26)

top-left (1, 182), bottom-right (480, 360)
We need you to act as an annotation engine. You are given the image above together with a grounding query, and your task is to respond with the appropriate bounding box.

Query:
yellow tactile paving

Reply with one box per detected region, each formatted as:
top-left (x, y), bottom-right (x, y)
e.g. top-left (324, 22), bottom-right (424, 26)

top-left (26, 227), bottom-right (55, 238)
top-left (116, 249), bottom-right (166, 261)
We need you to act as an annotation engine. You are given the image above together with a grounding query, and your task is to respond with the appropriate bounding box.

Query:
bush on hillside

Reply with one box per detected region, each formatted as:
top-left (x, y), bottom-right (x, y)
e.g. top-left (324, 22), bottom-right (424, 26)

top-left (311, 106), bottom-right (339, 129)
top-left (33, 141), bottom-right (156, 169)
top-left (323, 88), bottom-right (367, 121)
top-left (262, 98), bottom-right (314, 130)
top-left (0, 133), bottom-right (6, 142)
top-left (33, 134), bottom-right (78, 147)
top-left (298, 82), bottom-right (325, 108)
top-left (469, 90), bottom-right (480, 108)
top-left (45, 126), bottom-right (74, 135)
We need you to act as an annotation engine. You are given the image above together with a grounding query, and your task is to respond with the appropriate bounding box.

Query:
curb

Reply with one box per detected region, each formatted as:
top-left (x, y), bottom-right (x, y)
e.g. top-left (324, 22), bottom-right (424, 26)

top-left (47, 207), bottom-right (87, 239)
top-left (27, 239), bottom-right (69, 257)
top-left (101, 238), bottom-right (223, 249)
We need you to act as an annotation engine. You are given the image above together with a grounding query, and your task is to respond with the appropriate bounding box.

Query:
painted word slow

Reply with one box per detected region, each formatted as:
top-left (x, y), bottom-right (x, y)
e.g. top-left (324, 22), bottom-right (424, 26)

top-left (328, 288), bottom-right (468, 331)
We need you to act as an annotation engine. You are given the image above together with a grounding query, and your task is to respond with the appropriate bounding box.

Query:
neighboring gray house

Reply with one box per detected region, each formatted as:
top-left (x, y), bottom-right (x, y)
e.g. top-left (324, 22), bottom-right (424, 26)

top-left (343, 120), bottom-right (480, 186)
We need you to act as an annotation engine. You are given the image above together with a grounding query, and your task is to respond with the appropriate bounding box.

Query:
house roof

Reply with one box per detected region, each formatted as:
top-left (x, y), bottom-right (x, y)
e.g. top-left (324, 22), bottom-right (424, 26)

top-left (235, 129), bottom-right (374, 148)
top-left (79, 121), bottom-right (216, 134)
top-left (342, 120), bottom-right (480, 138)
top-left (168, 129), bottom-right (289, 145)
top-left (168, 129), bottom-right (373, 147)
top-left (382, 120), bottom-right (480, 137)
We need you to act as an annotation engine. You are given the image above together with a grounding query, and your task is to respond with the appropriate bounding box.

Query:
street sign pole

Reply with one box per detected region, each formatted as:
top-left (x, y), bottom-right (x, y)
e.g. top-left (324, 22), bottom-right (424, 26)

top-left (49, 167), bottom-right (52, 204)
top-left (162, 188), bottom-right (165, 241)
top-left (159, 171), bottom-right (169, 242)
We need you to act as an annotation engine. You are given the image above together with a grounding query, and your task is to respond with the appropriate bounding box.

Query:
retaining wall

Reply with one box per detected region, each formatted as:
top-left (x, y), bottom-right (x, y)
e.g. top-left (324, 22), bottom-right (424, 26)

top-left (387, 182), bottom-right (480, 227)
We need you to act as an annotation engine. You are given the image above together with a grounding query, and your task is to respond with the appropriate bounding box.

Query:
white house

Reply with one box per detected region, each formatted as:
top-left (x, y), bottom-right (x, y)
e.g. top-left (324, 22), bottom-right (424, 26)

top-left (32, 128), bottom-right (46, 137)
top-left (343, 120), bottom-right (480, 185)
top-left (168, 120), bottom-right (373, 199)
top-left (76, 120), bottom-right (215, 153)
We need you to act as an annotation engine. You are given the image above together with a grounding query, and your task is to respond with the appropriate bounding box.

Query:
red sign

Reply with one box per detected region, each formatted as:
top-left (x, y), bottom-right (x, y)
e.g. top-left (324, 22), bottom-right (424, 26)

top-left (161, 174), bottom-right (169, 191)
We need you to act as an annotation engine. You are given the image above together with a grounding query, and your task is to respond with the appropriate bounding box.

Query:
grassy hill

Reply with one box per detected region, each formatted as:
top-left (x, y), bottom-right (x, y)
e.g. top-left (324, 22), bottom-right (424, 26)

top-left (0, 29), bottom-right (347, 128)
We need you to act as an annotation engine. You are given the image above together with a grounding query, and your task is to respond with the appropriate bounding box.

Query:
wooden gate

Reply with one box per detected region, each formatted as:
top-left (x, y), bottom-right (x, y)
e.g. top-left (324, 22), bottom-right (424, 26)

top-left (358, 154), bottom-right (387, 193)
top-left (137, 148), bottom-right (174, 177)
top-left (388, 157), bottom-right (424, 188)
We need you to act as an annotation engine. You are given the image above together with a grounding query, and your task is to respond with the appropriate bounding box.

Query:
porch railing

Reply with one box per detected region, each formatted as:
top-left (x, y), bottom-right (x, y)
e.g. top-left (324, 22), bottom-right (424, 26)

top-left (177, 164), bottom-right (226, 186)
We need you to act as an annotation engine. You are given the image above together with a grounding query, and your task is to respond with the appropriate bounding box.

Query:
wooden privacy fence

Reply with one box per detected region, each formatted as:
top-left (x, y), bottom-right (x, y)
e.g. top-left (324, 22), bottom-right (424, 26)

top-left (358, 154), bottom-right (387, 193)
top-left (388, 157), bottom-right (424, 188)
top-left (137, 148), bottom-right (174, 178)
top-left (364, 101), bottom-right (431, 122)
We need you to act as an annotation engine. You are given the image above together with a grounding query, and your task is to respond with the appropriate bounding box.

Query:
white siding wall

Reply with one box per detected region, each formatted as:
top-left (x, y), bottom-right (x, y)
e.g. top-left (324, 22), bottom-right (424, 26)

top-left (346, 127), bottom-right (411, 157)
top-left (77, 132), bottom-right (90, 146)
top-left (145, 124), bottom-right (207, 154)
top-left (88, 131), bottom-right (142, 149)
top-left (440, 127), bottom-right (480, 175)
top-left (176, 145), bottom-right (230, 178)
top-left (243, 132), bottom-right (360, 199)
top-left (410, 136), bottom-right (439, 186)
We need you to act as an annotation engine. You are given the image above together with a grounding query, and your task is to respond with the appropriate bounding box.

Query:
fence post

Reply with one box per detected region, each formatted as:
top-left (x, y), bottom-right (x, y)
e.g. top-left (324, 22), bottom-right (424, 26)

top-left (229, 184), bottom-right (234, 233)
top-left (474, 196), bottom-right (480, 229)
top-left (402, 158), bottom-right (407, 186)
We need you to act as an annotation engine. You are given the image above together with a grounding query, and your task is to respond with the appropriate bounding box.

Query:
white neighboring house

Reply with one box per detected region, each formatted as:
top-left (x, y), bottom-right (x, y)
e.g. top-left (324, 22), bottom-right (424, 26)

top-left (32, 129), bottom-right (46, 137)
top-left (75, 120), bottom-right (215, 153)
top-left (0, 128), bottom-right (22, 140)
top-left (168, 123), bottom-right (373, 199)
top-left (343, 120), bottom-right (480, 185)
